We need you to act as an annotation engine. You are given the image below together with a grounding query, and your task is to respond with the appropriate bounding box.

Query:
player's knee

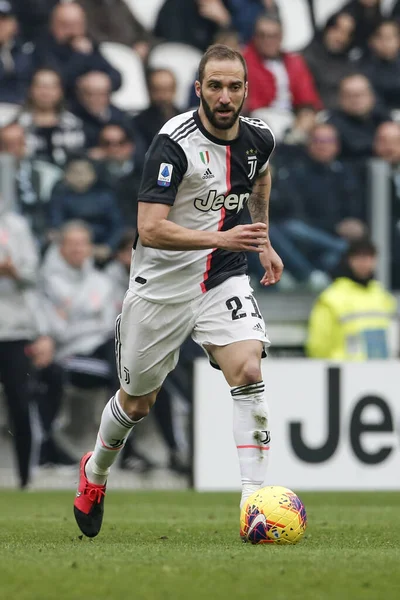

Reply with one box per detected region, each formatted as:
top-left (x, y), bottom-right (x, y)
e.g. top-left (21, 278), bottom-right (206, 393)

top-left (237, 358), bottom-right (262, 386)
top-left (120, 392), bottom-right (156, 422)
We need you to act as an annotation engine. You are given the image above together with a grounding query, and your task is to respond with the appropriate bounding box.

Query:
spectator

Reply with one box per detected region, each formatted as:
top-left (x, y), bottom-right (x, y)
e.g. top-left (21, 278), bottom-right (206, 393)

top-left (72, 71), bottom-right (132, 149)
top-left (267, 124), bottom-right (366, 286)
top-left (40, 221), bottom-right (118, 441)
top-left (134, 69), bottom-right (180, 155)
top-left (373, 121), bottom-right (400, 287)
top-left (0, 122), bottom-right (63, 247)
top-left (34, 1), bottom-right (121, 95)
top-left (155, 0), bottom-right (232, 51)
top-left (306, 238), bottom-right (396, 359)
top-left (326, 73), bottom-right (391, 158)
top-left (49, 157), bottom-right (123, 263)
top-left (17, 68), bottom-right (85, 165)
top-left (303, 13), bottom-right (357, 110)
top-left (90, 124), bottom-right (142, 227)
top-left (0, 0), bottom-right (35, 104)
top-left (243, 15), bottom-right (322, 114)
top-left (228, 0), bottom-right (280, 44)
top-left (337, 0), bottom-right (383, 52)
top-left (77, 0), bottom-right (155, 60)
top-left (362, 20), bottom-right (400, 110)
top-left (12, 0), bottom-right (59, 44)
top-left (282, 105), bottom-right (317, 146)
top-left (0, 192), bottom-right (53, 488)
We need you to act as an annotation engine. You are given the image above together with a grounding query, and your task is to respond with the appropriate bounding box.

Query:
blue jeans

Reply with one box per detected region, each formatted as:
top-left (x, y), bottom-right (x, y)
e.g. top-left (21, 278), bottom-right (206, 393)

top-left (268, 220), bottom-right (347, 282)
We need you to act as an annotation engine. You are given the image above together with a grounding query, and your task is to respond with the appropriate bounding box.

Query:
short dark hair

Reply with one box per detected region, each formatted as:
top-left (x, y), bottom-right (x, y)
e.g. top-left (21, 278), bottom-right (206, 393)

top-left (346, 238), bottom-right (377, 258)
top-left (198, 44), bottom-right (247, 84)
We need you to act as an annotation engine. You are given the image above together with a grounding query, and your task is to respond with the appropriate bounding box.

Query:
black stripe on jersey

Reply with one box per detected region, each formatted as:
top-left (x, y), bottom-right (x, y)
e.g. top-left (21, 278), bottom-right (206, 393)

top-left (170, 116), bottom-right (195, 139)
top-left (173, 123), bottom-right (197, 144)
top-left (171, 121), bottom-right (196, 143)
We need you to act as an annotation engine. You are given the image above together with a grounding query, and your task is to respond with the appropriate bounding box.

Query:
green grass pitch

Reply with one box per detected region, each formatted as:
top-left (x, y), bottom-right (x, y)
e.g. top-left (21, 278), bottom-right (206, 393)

top-left (0, 490), bottom-right (399, 600)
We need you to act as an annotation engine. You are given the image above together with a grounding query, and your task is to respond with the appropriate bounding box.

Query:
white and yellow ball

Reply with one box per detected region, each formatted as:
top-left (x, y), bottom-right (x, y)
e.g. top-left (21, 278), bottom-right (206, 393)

top-left (240, 485), bottom-right (307, 545)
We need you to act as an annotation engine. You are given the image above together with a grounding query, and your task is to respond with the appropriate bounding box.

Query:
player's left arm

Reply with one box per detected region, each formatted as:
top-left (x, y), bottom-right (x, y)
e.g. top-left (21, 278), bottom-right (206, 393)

top-left (248, 167), bottom-right (284, 286)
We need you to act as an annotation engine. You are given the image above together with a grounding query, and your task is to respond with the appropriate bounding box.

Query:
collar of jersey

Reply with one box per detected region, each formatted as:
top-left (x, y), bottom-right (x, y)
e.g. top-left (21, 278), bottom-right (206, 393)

top-left (194, 110), bottom-right (243, 146)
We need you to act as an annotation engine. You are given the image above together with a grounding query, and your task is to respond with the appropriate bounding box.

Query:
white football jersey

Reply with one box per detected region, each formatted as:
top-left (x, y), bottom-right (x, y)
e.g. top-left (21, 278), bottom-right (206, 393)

top-left (130, 110), bottom-right (275, 303)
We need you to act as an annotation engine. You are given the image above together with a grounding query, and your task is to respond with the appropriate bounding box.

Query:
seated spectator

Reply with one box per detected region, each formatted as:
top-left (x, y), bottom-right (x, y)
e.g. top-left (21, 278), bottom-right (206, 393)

top-left (134, 69), bottom-right (180, 155)
top-left (40, 221), bottom-right (118, 441)
top-left (373, 121), bottom-right (400, 287)
top-left (326, 73), bottom-right (391, 158)
top-left (17, 68), bottom-right (85, 165)
top-left (34, 1), bottom-right (121, 95)
top-left (0, 1), bottom-right (35, 104)
top-left (155, 0), bottom-right (232, 51)
top-left (337, 0), bottom-right (383, 52)
top-left (0, 122), bottom-right (63, 247)
top-left (49, 157), bottom-right (123, 263)
top-left (266, 124), bottom-right (367, 286)
top-left (0, 193), bottom-right (53, 488)
top-left (12, 1), bottom-right (59, 43)
top-left (90, 124), bottom-right (142, 227)
top-left (306, 238), bottom-right (396, 359)
top-left (227, 0), bottom-right (280, 44)
top-left (303, 13), bottom-right (357, 110)
top-left (72, 71), bottom-right (132, 148)
top-left (282, 105), bottom-right (317, 146)
top-left (362, 20), bottom-right (400, 110)
top-left (243, 15), bottom-right (322, 114)
top-left (77, 0), bottom-right (155, 60)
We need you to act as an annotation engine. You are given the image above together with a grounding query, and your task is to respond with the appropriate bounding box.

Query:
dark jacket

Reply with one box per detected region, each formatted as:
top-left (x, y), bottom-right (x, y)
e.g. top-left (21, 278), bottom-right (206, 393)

top-left (362, 53), bottom-right (400, 110)
top-left (0, 38), bottom-right (35, 104)
top-left (155, 0), bottom-right (226, 51)
top-left (12, 0), bottom-right (59, 43)
top-left (228, 0), bottom-right (280, 43)
top-left (302, 37), bottom-right (356, 110)
top-left (34, 34), bottom-right (122, 94)
top-left (289, 154), bottom-right (365, 232)
top-left (49, 181), bottom-right (123, 250)
top-left (133, 104), bottom-right (180, 153)
top-left (327, 105), bottom-right (391, 159)
top-left (77, 0), bottom-right (153, 46)
top-left (71, 101), bottom-right (132, 148)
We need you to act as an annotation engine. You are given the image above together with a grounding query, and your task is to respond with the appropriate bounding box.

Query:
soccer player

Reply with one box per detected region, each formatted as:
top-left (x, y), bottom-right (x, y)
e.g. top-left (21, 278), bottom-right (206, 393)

top-left (74, 44), bottom-right (283, 537)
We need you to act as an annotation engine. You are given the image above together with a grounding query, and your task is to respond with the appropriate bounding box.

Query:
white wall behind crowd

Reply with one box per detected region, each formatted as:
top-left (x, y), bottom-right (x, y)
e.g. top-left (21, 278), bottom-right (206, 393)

top-left (194, 360), bottom-right (400, 491)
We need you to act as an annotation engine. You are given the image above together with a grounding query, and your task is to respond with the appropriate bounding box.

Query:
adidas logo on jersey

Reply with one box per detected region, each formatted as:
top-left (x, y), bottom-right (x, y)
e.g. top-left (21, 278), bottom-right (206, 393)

top-left (253, 322), bottom-right (264, 333)
top-left (194, 190), bottom-right (250, 213)
top-left (202, 168), bottom-right (215, 180)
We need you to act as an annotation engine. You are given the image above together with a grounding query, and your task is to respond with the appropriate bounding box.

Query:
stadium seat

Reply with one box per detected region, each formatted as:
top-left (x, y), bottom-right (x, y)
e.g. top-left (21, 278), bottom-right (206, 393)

top-left (122, 0), bottom-right (164, 31)
top-left (250, 108), bottom-right (294, 142)
top-left (148, 43), bottom-right (203, 110)
top-left (313, 0), bottom-right (348, 27)
top-left (100, 42), bottom-right (149, 113)
top-left (275, 0), bottom-right (313, 51)
top-left (0, 103), bottom-right (21, 127)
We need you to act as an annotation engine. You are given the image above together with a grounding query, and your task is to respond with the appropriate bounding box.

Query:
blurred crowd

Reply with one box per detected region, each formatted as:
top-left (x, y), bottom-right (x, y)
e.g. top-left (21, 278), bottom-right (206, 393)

top-left (1, 0), bottom-right (400, 488)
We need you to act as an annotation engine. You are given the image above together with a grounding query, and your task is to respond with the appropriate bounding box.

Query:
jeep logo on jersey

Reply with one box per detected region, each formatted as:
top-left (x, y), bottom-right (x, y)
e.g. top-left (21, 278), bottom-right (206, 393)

top-left (194, 190), bottom-right (250, 213)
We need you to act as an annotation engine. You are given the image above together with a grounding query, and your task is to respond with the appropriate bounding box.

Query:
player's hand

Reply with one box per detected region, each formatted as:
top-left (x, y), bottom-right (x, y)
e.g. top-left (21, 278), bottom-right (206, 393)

top-left (219, 223), bottom-right (269, 253)
top-left (259, 245), bottom-right (283, 286)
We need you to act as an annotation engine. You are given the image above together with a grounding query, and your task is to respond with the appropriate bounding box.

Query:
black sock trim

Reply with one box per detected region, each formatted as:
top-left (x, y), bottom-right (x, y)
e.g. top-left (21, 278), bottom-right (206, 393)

top-left (231, 381), bottom-right (265, 398)
top-left (110, 396), bottom-right (134, 429)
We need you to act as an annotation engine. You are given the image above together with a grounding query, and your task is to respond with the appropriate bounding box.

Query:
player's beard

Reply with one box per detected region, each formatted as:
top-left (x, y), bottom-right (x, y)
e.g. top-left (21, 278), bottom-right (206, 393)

top-left (200, 92), bottom-right (245, 131)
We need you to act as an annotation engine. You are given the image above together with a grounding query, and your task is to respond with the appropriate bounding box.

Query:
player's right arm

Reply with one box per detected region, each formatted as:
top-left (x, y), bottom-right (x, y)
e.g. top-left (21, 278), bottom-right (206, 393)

top-left (137, 134), bottom-right (267, 253)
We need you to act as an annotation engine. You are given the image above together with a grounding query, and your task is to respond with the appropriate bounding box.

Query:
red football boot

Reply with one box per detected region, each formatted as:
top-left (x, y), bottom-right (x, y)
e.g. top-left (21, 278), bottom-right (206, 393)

top-left (73, 452), bottom-right (106, 538)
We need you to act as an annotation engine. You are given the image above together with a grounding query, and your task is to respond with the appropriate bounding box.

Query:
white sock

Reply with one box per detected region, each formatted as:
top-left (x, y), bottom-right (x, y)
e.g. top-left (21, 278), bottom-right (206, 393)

top-left (231, 381), bottom-right (270, 509)
top-left (85, 391), bottom-right (141, 484)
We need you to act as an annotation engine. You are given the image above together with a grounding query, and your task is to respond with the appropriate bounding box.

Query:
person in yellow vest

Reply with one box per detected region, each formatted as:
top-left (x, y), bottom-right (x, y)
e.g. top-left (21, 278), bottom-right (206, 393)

top-left (306, 238), bottom-right (397, 360)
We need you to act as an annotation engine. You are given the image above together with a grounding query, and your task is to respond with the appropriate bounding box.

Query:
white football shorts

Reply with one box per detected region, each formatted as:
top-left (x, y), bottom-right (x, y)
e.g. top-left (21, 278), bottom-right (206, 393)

top-left (115, 275), bottom-right (270, 396)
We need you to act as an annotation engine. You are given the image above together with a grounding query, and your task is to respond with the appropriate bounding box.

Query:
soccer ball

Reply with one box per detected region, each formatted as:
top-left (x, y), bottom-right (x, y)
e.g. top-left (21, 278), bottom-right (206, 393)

top-left (240, 485), bottom-right (307, 545)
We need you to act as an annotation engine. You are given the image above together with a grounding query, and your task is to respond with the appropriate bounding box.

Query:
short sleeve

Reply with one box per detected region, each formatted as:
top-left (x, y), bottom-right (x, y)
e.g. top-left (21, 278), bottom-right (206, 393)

top-left (258, 128), bottom-right (276, 175)
top-left (138, 134), bottom-right (188, 206)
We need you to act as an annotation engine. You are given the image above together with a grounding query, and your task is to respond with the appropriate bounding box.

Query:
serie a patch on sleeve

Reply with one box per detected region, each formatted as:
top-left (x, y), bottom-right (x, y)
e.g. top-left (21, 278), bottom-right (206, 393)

top-left (157, 163), bottom-right (173, 187)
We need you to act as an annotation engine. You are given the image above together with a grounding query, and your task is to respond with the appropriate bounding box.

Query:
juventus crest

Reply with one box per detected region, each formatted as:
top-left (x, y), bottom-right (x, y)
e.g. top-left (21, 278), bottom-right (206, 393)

top-left (247, 155), bottom-right (258, 179)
